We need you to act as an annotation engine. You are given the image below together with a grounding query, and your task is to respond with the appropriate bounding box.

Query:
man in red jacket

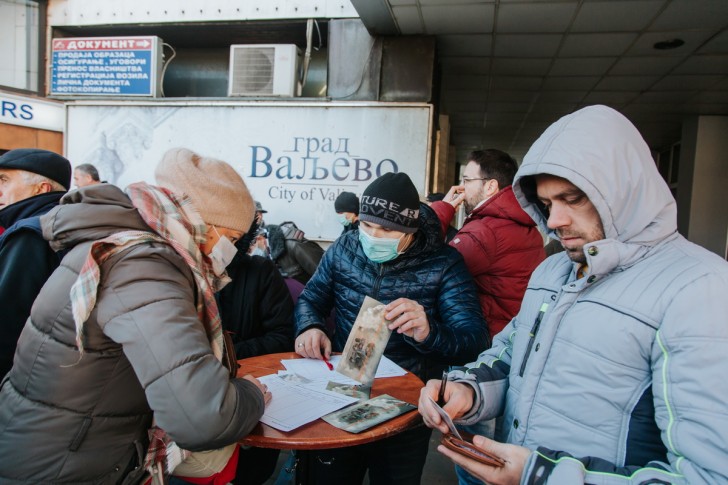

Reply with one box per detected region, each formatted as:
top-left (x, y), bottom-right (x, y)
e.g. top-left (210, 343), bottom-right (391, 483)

top-left (431, 149), bottom-right (545, 337)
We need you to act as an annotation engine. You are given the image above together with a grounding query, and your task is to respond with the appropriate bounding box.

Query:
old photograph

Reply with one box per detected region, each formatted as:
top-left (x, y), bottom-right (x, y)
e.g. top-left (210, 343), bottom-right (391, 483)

top-left (325, 381), bottom-right (371, 401)
top-left (322, 394), bottom-right (416, 433)
top-left (336, 296), bottom-right (393, 385)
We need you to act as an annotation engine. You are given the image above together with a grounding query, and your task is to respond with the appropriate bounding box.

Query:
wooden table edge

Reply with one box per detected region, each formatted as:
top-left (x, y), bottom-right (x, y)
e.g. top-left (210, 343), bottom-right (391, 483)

top-left (237, 352), bottom-right (425, 450)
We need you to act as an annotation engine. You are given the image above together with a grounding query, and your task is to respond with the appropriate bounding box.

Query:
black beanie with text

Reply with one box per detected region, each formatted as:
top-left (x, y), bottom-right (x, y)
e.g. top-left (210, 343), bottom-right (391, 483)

top-left (359, 172), bottom-right (420, 233)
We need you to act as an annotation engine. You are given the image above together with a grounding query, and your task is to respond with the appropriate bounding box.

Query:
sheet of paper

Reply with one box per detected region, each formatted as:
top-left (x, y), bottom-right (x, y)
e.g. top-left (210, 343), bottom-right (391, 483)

top-left (280, 356), bottom-right (360, 384)
top-left (375, 355), bottom-right (407, 378)
top-left (257, 374), bottom-right (358, 432)
top-left (281, 355), bottom-right (406, 383)
top-left (277, 371), bottom-right (344, 391)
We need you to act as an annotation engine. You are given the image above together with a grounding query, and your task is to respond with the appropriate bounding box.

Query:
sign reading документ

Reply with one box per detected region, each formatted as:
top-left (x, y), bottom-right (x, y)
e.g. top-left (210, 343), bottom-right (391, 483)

top-left (50, 36), bottom-right (162, 97)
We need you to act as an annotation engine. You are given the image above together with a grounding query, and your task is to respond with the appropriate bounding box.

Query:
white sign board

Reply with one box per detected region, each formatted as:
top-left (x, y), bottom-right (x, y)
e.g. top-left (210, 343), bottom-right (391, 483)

top-left (1, 92), bottom-right (64, 132)
top-left (65, 101), bottom-right (432, 241)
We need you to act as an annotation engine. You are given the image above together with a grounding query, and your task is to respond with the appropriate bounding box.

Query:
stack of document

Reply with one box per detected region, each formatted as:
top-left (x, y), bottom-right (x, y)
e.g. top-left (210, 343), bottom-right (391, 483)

top-left (255, 357), bottom-right (408, 432)
top-left (257, 374), bottom-right (358, 432)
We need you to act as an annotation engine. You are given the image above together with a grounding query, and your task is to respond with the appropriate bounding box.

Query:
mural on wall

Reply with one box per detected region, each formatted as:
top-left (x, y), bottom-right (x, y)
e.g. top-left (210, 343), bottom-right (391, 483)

top-left (67, 102), bottom-right (431, 240)
top-left (78, 105), bottom-right (177, 185)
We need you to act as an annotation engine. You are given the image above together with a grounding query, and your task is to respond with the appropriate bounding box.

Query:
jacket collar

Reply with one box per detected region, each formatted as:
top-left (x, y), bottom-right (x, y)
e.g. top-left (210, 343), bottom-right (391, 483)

top-left (0, 191), bottom-right (65, 230)
top-left (465, 186), bottom-right (536, 227)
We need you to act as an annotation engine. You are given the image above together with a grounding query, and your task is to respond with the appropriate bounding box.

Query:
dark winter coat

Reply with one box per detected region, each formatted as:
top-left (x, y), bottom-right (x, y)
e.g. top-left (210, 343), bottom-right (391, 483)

top-left (0, 184), bottom-right (264, 484)
top-left (0, 191), bottom-right (65, 377)
top-left (268, 222), bottom-right (324, 285)
top-left (218, 252), bottom-right (295, 359)
top-left (295, 203), bottom-right (489, 382)
top-left (432, 186), bottom-right (545, 336)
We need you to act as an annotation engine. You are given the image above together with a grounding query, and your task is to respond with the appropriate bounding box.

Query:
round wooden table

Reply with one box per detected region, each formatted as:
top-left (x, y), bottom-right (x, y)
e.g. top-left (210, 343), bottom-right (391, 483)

top-left (237, 352), bottom-right (425, 450)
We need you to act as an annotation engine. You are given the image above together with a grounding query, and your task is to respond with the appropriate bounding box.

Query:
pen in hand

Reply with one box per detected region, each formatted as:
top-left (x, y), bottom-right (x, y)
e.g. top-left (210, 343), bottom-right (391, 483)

top-left (438, 370), bottom-right (448, 406)
top-left (323, 355), bottom-right (334, 371)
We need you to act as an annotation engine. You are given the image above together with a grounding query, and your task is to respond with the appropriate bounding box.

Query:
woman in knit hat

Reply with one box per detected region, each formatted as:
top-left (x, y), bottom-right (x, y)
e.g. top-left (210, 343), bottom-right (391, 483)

top-left (0, 148), bottom-right (269, 484)
top-left (294, 172), bottom-right (488, 484)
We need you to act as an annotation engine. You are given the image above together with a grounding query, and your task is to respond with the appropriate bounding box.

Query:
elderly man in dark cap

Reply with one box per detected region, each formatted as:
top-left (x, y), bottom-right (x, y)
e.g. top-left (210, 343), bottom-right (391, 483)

top-left (0, 148), bottom-right (72, 377)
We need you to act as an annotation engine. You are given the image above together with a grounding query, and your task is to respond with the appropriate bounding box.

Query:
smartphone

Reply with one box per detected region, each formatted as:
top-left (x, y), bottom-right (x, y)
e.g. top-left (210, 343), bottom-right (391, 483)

top-left (441, 434), bottom-right (505, 468)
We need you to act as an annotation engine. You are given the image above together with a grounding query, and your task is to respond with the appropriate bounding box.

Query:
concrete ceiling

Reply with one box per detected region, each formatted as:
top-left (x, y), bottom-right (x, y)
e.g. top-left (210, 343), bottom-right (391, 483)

top-left (351, 0), bottom-right (728, 162)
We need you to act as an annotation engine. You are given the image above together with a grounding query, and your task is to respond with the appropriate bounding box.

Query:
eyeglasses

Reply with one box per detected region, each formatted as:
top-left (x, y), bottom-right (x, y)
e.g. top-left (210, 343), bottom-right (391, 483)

top-left (461, 176), bottom-right (489, 184)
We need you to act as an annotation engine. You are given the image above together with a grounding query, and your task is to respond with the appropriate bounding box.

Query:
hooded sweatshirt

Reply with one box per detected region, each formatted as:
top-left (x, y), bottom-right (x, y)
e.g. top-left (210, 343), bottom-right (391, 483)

top-left (451, 105), bottom-right (728, 484)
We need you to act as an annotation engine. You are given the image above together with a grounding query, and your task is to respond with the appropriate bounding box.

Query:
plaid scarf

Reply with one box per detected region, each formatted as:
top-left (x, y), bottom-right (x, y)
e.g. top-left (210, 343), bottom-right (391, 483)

top-left (69, 182), bottom-right (229, 474)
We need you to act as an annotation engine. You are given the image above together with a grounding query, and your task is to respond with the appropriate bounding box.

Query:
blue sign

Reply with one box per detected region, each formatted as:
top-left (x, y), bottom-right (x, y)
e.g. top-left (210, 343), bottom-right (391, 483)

top-left (50, 37), bottom-right (160, 96)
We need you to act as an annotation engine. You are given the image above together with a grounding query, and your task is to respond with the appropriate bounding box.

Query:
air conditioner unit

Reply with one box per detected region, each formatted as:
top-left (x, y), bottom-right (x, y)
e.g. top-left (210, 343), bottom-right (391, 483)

top-left (228, 44), bottom-right (301, 97)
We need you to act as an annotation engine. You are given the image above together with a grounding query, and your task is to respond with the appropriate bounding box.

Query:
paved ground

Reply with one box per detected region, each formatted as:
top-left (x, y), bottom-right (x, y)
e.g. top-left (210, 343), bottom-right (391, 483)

top-left (263, 429), bottom-right (459, 484)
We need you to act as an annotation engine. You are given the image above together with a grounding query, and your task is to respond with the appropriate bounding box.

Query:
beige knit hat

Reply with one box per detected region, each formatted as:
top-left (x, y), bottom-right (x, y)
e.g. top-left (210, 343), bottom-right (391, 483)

top-left (155, 148), bottom-right (254, 233)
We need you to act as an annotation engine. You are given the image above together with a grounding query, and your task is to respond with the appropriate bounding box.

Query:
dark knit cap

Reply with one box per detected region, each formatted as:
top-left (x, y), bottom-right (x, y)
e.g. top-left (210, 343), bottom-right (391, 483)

top-left (0, 148), bottom-right (72, 190)
top-left (334, 191), bottom-right (360, 214)
top-left (359, 172), bottom-right (420, 233)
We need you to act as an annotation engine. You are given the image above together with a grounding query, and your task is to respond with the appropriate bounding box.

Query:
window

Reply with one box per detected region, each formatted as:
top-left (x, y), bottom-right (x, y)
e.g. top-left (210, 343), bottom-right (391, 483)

top-left (0, 0), bottom-right (42, 93)
top-left (656, 141), bottom-right (680, 199)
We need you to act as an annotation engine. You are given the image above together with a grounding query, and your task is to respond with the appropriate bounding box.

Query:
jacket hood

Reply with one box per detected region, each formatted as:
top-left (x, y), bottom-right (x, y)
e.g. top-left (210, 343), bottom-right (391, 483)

top-left (41, 184), bottom-right (151, 252)
top-left (397, 202), bottom-right (445, 261)
top-left (514, 105), bottom-right (676, 249)
top-left (468, 185), bottom-right (536, 228)
top-left (267, 224), bottom-right (285, 260)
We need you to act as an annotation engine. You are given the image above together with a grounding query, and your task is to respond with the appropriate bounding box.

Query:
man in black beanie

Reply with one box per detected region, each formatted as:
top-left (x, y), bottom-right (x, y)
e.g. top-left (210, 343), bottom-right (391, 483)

top-left (294, 172), bottom-right (488, 484)
top-left (333, 191), bottom-right (360, 235)
top-left (0, 148), bottom-right (71, 377)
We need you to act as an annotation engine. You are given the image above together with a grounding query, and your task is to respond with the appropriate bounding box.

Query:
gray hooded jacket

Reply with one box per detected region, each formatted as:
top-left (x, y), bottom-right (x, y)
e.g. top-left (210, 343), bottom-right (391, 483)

top-left (451, 105), bottom-right (728, 484)
top-left (0, 185), bottom-right (265, 484)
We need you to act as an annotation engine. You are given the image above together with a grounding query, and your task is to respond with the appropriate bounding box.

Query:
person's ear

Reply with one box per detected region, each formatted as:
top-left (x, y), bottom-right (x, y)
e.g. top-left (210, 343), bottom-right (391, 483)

top-left (33, 181), bottom-right (54, 195)
top-left (484, 179), bottom-right (499, 198)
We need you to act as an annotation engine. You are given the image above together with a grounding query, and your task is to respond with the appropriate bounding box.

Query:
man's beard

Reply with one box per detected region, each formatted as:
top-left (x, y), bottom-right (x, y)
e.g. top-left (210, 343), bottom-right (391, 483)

top-left (463, 194), bottom-right (484, 215)
top-left (557, 224), bottom-right (605, 264)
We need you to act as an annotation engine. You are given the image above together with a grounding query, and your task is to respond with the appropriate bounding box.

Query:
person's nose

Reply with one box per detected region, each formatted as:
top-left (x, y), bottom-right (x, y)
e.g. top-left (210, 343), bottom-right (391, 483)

top-left (546, 204), bottom-right (569, 230)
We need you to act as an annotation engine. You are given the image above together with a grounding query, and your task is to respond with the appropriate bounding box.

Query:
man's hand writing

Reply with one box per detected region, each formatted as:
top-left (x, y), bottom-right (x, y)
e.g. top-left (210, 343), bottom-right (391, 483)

top-left (243, 374), bottom-right (272, 405)
top-left (418, 379), bottom-right (474, 434)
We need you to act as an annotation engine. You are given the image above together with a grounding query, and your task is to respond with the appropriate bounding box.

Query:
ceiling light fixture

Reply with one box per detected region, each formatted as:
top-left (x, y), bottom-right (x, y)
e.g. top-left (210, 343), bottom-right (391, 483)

top-left (653, 38), bottom-right (685, 50)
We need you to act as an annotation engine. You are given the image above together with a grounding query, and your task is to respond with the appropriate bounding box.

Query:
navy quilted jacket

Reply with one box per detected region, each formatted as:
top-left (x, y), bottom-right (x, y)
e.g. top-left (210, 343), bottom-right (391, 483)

top-left (295, 204), bottom-right (489, 382)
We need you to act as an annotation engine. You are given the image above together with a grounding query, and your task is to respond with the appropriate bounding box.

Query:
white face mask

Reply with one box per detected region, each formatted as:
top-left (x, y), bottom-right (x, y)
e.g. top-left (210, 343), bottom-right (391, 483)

top-left (250, 246), bottom-right (268, 258)
top-left (208, 229), bottom-right (239, 276)
top-left (338, 214), bottom-right (353, 227)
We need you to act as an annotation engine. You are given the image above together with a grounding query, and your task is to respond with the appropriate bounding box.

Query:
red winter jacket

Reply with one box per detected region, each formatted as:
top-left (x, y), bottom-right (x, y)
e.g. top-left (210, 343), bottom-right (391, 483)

top-left (432, 186), bottom-right (545, 336)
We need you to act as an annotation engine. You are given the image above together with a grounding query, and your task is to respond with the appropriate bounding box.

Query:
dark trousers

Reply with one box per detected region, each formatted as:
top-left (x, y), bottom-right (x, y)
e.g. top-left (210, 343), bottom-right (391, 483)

top-left (303, 424), bottom-right (431, 485)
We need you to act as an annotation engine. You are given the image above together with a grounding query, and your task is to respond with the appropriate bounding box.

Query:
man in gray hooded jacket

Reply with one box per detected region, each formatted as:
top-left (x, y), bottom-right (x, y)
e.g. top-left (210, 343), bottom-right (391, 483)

top-left (419, 105), bottom-right (728, 484)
